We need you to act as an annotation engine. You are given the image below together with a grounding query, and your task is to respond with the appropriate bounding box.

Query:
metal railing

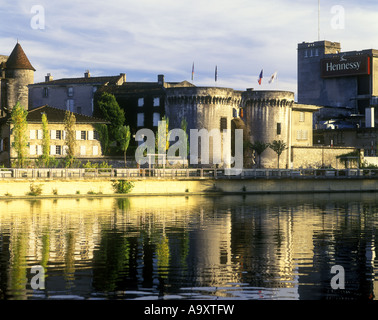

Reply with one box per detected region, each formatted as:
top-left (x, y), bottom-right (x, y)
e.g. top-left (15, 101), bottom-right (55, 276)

top-left (0, 168), bottom-right (378, 180)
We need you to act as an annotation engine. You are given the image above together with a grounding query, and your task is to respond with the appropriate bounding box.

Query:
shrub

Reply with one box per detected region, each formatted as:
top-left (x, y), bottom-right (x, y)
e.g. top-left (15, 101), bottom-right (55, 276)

top-left (112, 180), bottom-right (134, 194)
top-left (27, 183), bottom-right (43, 196)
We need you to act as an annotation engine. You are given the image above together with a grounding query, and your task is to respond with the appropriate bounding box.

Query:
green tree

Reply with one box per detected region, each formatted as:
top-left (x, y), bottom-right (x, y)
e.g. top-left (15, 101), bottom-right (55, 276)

top-left (117, 125), bottom-right (131, 167)
top-left (64, 111), bottom-right (77, 168)
top-left (94, 124), bottom-right (109, 156)
top-left (269, 140), bottom-right (287, 169)
top-left (248, 141), bottom-right (268, 168)
top-left (10, 102), bottom-right (28, 168)
top-left (93, 92), bottom-right (125, 142)
top-left (180, 118), bottom-right (189, 158)
top-left (40, 113), bottom-right (50, 167)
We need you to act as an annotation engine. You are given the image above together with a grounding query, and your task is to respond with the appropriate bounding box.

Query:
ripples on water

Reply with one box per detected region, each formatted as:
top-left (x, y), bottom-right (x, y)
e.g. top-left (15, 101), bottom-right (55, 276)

top-left (0, 193), bottom-right (377, 300)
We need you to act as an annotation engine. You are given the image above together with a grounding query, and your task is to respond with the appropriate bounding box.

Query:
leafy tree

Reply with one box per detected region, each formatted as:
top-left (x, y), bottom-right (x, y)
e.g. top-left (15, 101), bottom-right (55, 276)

top-left (180, 118), bottom-right (189, 158)
top-left (94, 124), bottom-right (109, 156)
top-left (248, 141), bottom-right (268, 168)
top-left (40, 113), bottom-right (51, 167)
top-left (93, 92), bottom-right (125, 142)
top-left (64, 111), bottom-right (77, 168)
top-left (10, 102), bottom-right (28, 168)
top-left (117, 125), bottom-right (131, 167)
top-left (269, 140), bottom-right (287, 169)
top-left (155, 116), bottom-right (170, 152)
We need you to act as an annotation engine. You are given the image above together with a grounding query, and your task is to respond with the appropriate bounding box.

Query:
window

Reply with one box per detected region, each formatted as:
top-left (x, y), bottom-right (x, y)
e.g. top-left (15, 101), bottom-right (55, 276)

top-left (30, 130), bottom-right (36, 140)
top-left (67, 87), bottom-right (74, 97)
top-left (153, 113), bottom-right (160, 127)
top-left (299, 112), bottom-right (305, 122)
top-left (43, 87), bottom-right (48, 97)
top-left (56, 130), bottom-right (62, 140)
top-left (153, 97), bottom-right (160, 107)
top-left (296, 130), bottom-right (308, 140)
top-left (138, 98), bottom-right (144, 107)
top-left (94, 131), bottom-right (100, 140)
top-left (220, 117), bottom-right (227, 131)
top-left (81, 131), bottom-right (87, 140)
top-left (37, 145), bottom-right (42, 155)
top-left (29, 145), bottom-right (36, 156)
top-left (137, 113), bottom-right (145, 127)
top-left (56, 145), bottom-right (62, 155)
top-left (66, 99), bottom-right (74, 111)
top-left (277, 123), bottom-right (282, 135)
top-left (80, 146), bottom-right (86, 156)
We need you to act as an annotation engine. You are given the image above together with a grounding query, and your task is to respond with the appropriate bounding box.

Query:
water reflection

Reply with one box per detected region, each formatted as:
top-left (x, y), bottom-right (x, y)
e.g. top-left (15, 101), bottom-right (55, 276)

top-left (0, 193), bottom-right (377, 300)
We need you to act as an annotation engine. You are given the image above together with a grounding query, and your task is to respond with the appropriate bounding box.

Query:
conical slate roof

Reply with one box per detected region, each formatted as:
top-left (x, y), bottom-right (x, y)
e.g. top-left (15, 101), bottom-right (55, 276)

top-left (6, 42), bottom-right (35, 71)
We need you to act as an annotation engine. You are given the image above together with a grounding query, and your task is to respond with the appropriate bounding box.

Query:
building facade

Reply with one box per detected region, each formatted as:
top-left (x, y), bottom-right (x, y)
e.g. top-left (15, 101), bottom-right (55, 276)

top-left (0, 106), bottom-right (107, 167)
top-left (29, 71), bottom-right (126, 117)
top-left (297, 40), bottom-right (378, 126)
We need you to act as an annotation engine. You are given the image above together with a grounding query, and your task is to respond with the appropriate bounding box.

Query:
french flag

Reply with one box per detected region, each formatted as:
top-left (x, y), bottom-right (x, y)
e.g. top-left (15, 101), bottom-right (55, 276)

top-left (258, 69), bottom-right (263, 85)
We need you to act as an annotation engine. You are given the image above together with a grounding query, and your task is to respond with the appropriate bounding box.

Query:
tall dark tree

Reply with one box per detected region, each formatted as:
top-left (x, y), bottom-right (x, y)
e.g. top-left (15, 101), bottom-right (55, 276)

top-left (93, 92), bottom-right (125, 142)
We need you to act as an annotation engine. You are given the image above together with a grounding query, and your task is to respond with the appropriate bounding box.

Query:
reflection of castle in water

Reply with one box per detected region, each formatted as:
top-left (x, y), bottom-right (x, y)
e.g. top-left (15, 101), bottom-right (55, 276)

top-left (0, 194), bottom-right (377, 299)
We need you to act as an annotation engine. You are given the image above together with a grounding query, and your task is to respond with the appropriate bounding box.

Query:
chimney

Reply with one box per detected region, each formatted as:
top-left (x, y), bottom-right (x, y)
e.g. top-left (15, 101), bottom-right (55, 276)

top-left (45, 73), bottom-right (53, 82)
top-left (158, 74), bottom-right (165, 85)
top-left (84, 70), bottom-right (90, 78)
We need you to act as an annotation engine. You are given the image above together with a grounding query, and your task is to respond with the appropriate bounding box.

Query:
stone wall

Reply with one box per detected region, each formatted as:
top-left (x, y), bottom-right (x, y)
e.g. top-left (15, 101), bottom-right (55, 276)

top-left (165, 87), bottom-right (242, 166)
top-left (5, 69), bottom-right (34, 110)
top-left (291, 146), bottom-right (357, 169)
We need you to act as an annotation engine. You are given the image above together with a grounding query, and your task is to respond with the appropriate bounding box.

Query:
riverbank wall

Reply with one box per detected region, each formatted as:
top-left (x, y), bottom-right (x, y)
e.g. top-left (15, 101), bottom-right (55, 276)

top-left (0, 177), bottom-right (377, 199)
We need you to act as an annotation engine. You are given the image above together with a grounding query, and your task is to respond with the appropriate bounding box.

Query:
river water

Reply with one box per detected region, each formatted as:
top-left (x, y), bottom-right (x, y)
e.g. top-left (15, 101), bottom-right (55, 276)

top-left (0, 193), bottom-right (377, 300)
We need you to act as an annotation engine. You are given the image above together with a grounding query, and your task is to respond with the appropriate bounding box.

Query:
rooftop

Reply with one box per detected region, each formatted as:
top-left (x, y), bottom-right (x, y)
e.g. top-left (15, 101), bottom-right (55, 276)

top-left (26, 105), bottom-right (108, 124)
top-left (5, 43), bottom-right (35, 71)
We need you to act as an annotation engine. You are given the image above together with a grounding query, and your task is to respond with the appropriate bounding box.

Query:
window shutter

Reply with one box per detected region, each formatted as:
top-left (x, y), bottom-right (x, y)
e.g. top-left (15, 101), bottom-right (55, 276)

top-left (76, 131), bottom-right (81, 140)
top-left (88, 131), bottom-right (94, 140)
top-left (30, 130), bottom-right (36, 140)
top-left (63, 145), bottom-right (68, 156)
top-left (50, 145), bottom-right (56, 155)
top-left (93, 145), bottom-right (98, 156)
top-left (30, 145), bottom-right (36, 155)
top-left (37, 145), bottom-right (42, 155)
top-left (63, 131), bottom-right (66, 140)
top-left (50, 130), bottom-right (56, 140)
top-left (80, 146), bottom-right (86, 156)
top-left (37, 130), bottom-right (43, 140)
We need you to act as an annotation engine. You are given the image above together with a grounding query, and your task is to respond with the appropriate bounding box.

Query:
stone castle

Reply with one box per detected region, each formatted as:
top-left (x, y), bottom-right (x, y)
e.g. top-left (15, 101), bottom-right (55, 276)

top-left (0, 41), bottom-right (356, 169)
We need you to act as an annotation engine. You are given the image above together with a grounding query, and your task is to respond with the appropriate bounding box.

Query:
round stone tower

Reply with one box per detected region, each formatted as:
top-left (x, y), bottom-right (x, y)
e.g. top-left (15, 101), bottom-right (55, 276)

top-left (242, 90), bottom-right (294, 168)
top-left (4, 42), bottom-right (35, 111)
top-left (165, 86), bottom-right (242, 166)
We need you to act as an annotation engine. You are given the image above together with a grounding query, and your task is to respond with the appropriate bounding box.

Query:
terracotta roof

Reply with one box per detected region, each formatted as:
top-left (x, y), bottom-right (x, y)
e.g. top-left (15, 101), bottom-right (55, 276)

top-left (6, 43), bottom-right (35, 71)
top-left (26, 105), bottom-right (109, 124)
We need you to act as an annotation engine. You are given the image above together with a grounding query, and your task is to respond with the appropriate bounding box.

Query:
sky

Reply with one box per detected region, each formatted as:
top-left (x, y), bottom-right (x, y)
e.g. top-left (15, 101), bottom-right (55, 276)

top-left (1, 0), bottom-right (378, 97)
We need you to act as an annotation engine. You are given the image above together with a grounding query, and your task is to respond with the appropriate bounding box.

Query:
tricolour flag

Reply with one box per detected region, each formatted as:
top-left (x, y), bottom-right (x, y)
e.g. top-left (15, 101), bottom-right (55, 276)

top-left (269, 72), bottom-right (278, 84)
top-left (258, 69), bottom-right (263, 85)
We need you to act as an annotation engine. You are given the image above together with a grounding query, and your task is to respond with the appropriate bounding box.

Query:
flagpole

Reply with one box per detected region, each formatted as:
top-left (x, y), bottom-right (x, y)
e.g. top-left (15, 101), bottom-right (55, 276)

top-left (318, 0), bottom-right (320, 41)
